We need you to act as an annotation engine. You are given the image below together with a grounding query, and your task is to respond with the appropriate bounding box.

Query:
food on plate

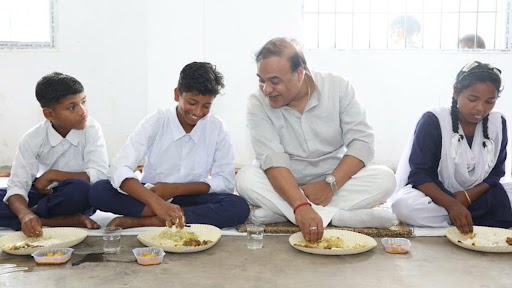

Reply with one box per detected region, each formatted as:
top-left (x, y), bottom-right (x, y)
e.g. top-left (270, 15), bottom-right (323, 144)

top-left (166, 215), bottom-right (186, 230)
top-left (459, 233), bottom-right (512, 247)
top-left (2, 236), bottom-right (62, 251)
top-left (3, 242), bottom-right (43, 251)
top-left (150, 228), bottom-right (212, 247)
top-left (294, 236), bottom-right (369, 250)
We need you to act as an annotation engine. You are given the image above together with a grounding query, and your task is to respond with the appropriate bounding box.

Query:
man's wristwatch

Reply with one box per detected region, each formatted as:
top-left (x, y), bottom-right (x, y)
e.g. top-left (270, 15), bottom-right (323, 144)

top-left (325, 174), bottom-right (338, 195)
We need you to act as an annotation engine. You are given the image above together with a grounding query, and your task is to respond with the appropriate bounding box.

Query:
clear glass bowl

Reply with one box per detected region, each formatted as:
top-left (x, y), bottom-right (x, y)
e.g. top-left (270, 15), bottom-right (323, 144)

top-left (381, 238), bottom-right (411, 254)
top-left (132, 247), bottom-right (165, 266)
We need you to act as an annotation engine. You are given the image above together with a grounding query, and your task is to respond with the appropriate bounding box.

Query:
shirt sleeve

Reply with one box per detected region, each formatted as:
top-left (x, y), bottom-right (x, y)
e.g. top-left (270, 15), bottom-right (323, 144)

top-left (3, 136), bottom-right (39, 203)
top-left (200, 122), bottom-right (235, 193)
top-left (337, 80), bottom-right (375, 165)
top-left (109, 113), bottom-right (160, 189)
top-left (246, 92), bottom-right (291, 170)
top-left (408, 112), bottom-right (443, 187)
top-left (83, 120), bottom-right (109, 183)
top-left (483, 116), bottom-right (508, 186)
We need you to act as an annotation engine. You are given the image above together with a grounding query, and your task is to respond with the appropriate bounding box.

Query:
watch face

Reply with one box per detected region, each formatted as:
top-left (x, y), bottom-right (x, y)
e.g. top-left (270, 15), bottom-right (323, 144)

top-left (326, 175), bottom-right (335, 184)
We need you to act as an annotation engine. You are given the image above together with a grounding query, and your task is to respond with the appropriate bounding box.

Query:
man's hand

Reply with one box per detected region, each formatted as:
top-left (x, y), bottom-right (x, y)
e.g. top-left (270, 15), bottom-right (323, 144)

top-left (20, 211), bottom-right (43, 237)
top-left (446, 201), bottom-right (473, 235)
top-left (301, 181), bottom-right (334, 206)
top-left (34, 171), bottom-right (55, 195)
top-left (294, 205), bottom-right (324, 243)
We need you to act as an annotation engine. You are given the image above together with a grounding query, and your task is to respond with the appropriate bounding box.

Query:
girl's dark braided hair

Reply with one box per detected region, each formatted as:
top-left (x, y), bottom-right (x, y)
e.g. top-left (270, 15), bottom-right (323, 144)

top-left (451, 61), bottom-right (502, 147)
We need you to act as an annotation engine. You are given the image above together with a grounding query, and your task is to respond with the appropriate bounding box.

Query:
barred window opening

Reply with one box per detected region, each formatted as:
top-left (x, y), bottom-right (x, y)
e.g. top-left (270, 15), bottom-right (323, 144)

top-left (303, 0), bottom-right (511, 50)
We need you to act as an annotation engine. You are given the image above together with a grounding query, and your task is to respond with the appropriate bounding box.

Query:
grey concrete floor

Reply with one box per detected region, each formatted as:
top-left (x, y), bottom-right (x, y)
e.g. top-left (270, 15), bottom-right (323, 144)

top-left (0, 235), bottom-right (511, 288)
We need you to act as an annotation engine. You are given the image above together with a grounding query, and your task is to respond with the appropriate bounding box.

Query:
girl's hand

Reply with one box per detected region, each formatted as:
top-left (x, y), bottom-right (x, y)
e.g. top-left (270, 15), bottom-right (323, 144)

top-left (453, 191), bottom-right (470, 208)
top-left (447, 202), bottom-right (473, 234)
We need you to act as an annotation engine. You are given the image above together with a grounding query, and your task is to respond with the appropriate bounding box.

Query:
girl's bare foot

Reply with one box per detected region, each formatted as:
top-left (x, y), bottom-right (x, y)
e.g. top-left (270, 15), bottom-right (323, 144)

top-left (107, 216), bottom-right (165, 229)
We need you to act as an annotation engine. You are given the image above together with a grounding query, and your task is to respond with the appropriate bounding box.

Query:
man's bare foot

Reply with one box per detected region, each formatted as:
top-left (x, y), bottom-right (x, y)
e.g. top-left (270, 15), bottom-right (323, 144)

top-left (41, 214), bottom-right (101, 229)
top-left (107, 216), bottom-right (165, 229)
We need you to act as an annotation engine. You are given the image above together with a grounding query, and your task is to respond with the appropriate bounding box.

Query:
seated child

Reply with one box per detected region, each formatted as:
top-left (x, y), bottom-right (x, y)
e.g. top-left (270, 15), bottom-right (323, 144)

top-left (392, 61), bottom-right (512, 234)
top-left (0, 72), bottom-right (109, 237)
top-left (89, 62), bottom-right (250, 229)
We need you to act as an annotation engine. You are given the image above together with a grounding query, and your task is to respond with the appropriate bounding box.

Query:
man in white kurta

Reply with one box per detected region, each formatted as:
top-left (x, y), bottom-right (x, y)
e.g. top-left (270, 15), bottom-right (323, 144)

top-left (236, 38), bottom-right (397, 242)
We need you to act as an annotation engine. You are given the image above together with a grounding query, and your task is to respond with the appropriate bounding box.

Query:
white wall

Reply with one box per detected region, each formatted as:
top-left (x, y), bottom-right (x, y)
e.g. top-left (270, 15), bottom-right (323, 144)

top-left (0, 0), bottom-right (511, 171)
top-left (0, 0), bottom-right (148, 165)
top-left (306, 50), bottom-right (512, 170)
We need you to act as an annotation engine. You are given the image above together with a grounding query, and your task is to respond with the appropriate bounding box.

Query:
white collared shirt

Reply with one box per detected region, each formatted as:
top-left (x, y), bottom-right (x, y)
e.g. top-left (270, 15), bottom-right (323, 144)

top-left (4, 117), bottom-right (109, 203)
top-left (109, 107), bottom-right (235, 194)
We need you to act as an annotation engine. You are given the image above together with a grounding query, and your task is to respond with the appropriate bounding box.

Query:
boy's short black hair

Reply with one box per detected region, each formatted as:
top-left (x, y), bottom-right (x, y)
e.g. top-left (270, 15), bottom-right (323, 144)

top-left (177, 62), bottom-right (224, 97)
top-left (35, 72), bottom-right (84, 108)
top-left (458, 34), bottom-right (486, 49)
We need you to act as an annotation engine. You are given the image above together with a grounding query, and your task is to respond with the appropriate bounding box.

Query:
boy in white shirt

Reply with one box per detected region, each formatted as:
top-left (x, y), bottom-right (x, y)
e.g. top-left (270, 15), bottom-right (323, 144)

top-left (89, 62), bottom-right (249, 229)
top-left (0, 72), bottom-right (109, 237)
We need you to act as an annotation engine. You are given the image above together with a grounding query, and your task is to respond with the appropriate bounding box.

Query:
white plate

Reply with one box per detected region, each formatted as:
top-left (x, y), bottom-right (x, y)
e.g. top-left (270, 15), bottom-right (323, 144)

top-left (0, 228), bottom-right (87, 255)
top-left (289, 229), bottom-right (377, 255)
top-left (137, 224), bottom-right (221, 253)
top-left (445, 226), bottom-right (512, 253)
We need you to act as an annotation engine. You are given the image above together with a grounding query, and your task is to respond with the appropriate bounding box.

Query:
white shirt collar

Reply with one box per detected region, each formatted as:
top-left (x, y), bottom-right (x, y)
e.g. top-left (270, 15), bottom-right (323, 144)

top-left (170, 107), bottom-right (207, 144)
top-left (47, 120), bottom-right (80, 147)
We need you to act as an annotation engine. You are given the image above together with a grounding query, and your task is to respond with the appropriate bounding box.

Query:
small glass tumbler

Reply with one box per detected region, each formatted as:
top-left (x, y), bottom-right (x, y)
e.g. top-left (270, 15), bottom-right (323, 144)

top-left (246, 224), bottom-right (264, 250)
top-left (103, 227), bottom-right (122, 254)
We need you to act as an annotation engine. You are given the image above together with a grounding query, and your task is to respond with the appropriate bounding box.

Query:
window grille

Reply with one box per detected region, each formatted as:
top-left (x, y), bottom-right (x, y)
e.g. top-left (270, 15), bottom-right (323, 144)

top-left (303, 0), bottom-right (511, 50)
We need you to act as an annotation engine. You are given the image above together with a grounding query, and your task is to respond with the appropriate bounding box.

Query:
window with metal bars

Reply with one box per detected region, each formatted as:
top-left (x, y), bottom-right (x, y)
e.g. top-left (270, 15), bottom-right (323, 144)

top-left (303, 0), bottom-right (511, 50)
top-left (0, 0), bottom-right (56, 49)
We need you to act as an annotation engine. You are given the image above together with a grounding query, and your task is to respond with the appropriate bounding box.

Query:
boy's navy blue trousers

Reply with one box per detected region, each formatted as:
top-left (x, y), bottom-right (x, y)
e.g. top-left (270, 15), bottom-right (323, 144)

top-left (89, 179), bottom-right (249, 229)
top-left (0, 179), bottom-right (95, 230)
